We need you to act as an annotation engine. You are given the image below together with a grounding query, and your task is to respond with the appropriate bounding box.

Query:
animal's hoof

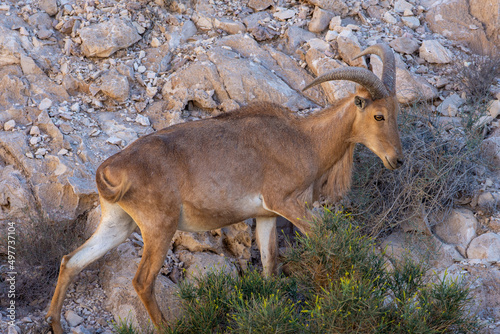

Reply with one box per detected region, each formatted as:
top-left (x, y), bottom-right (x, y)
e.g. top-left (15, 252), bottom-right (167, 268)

top-left (45, 316), bottom-right (52, 324)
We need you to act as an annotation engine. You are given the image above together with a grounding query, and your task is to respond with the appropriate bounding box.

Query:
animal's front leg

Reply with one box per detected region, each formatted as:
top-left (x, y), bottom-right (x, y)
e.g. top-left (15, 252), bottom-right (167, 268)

top-left (255, 217), bottom-right (278, 276)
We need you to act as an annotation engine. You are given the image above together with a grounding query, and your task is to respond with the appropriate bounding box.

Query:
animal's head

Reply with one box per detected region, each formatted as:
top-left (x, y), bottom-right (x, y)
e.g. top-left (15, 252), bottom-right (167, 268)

top-left (303, 44), bottom-right (404, 170)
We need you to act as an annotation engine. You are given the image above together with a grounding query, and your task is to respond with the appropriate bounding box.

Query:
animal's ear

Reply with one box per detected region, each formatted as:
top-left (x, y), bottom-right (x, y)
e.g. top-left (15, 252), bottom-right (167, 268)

top-left (354, 96), bottom-right (367, 110)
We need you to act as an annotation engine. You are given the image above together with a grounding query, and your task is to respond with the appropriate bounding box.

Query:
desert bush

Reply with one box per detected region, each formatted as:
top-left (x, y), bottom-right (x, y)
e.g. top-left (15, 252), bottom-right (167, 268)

top-left (15, 214), bottom-right (87, 307)
top-left (348, 102), bottom-right (483, 236)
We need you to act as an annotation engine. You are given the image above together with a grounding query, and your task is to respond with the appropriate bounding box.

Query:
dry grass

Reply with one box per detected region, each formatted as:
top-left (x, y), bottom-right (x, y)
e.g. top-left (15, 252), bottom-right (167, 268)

top-left (15, 214), bottom-right (87, 308)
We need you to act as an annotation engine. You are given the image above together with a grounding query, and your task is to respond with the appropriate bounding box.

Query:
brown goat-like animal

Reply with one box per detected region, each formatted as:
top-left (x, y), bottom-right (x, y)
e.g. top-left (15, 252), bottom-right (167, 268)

top-left (46, 44), bottom-right (403, 333)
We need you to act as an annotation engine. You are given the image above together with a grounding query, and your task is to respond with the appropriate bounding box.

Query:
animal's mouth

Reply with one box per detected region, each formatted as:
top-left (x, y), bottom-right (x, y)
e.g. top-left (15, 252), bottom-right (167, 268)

top-left (385, 156), bottom-right (397, 170)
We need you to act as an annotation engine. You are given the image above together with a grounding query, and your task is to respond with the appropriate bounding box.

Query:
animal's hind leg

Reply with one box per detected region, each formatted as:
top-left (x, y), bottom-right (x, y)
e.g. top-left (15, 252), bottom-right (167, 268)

top-left (132, 214), bottom-right (178, 330)
top-left (46, 200), bottom-right (137, 334)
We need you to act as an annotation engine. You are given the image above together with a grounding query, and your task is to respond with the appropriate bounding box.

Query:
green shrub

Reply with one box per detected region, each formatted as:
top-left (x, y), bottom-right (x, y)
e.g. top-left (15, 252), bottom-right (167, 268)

top-left (129, 210), bottom-right (478, 334)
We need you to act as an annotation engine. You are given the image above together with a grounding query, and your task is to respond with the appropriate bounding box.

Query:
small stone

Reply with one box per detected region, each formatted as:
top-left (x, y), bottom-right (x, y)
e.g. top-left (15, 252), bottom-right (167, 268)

top-left (467, 233), bottom-right (500, 261)
top-left (39, 0), bottom-right (58, 16)
top-left (30, 136), bottom-right (41, 145)
top-left (58, 148), bottom-right (69, 155)
top-left (39, 98), bottom-right (53, 110)
top-left (394, 0), bottom-right (414, 13)
top-left (213, 17), bottom-right (246, 35)
top-left (146, 86), bottom-right (158, 98)
top-left (309, 7), bottom-right (334, 33)
top-left (325, 30), bottom-right (339, 41)
top-left (135, 114), bottom-right (150, 126)
top-left (107, 136), bottom-right (123, 146)
top-left (35, 148), bottom-right (48, 156)
top-left (30, 125), bottom-right (41, 136)
top-left (273, 9), bottom-right (296, 21)
top-left (137, 65), bottom-right (147, 73)
top-left (0, 4), bottom-right (11, 11)
top-left (248, 0), bottom-right (274, 11)
top-left (19, 26), bottom-right (29, 36)
top-left (437, 94), bottom-right (465, 116)
top-left (383, 12), bottom-right (398, 24)
top-left (390, 36), bottom-right (419, 54)
top-left (329, 16), bottom-right (342, 29)
top-left (26, 152), bottom-right (34, 159)
top-left (70, 103), bottom-right (80, 113)
top-left (4, 120), bottom-right (15, 131)
top-left (151, 37), bottom-right (161, 48)
top-left (401, 16), bottom-right (420, 29)
top-left (65, 310), bottom-right (84, 328)
top-left (419, 40), bottom-right (453, 64)
top-left (487, 100), bottom-right (500, 118)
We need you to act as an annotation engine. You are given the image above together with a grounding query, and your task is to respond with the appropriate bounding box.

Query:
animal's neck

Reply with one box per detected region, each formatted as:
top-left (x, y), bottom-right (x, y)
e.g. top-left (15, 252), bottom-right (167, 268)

top-left (300, 101), bottom-right (357, 202)
top-left (301, 101), bottom-right (356, 173)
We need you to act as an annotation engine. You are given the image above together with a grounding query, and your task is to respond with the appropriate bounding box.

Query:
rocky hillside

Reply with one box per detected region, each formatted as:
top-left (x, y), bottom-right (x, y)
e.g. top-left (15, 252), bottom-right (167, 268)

top-left (0, 0), bottom-right (499, 333)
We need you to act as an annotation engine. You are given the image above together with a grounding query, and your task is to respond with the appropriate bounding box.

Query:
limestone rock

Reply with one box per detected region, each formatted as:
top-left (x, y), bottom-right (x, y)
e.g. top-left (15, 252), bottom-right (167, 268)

top-left (437, 94), bottom-right (465, 117)
top-left (100, 243), bottom-right (180, 330)
top-left (79, 19), bottom-right (141, 58)
top-left (390, 36), bottom-right (420, 54)
top-left (243, 12), bottom-right (278, 41)
top-left (177, 250), bottom-right (238, 282)
top-left (100, 70), bottom-right (130, 102)
top-left (284, 26), bottom-right (316, 53)
top-left (0, 165), bottom-right (37, 221)
top-left (401, 16), bottom-right (420, 29)
top-left (481, 136), bottom-right (500, 168)
top-left (381, 231), bottom-right (461, 270)
top-left (434, 208), bottom-right (477, 252)
top-left (487, 100), bottom-right (500, 118)
top-left (3, 119), bottom-right (15, 131)
top-left (467, 233), bottom-right (500, 260)
top-left (470, 0), bottom-right (500, 49)
top-left (213, 17), bottom-right (246, 35)
top-left (307, 0), bottom-right (348, 16)
top-left (394, 0), bottom-right (414, 13)
top-left (163, 39), bottom-right (316, 113)
top-left (173, 230), bottom-right (223, 254)
top-left (425, 0), bottom-right (491, 49)
top-left (248, 0), bottom-right (274, 11)
top-left (65, 311), bottom-right (84, 328)
top-left (309, 7), bottom-right (334, 33)
top-left (38, 0), bottom-right (58, 16)
top-left (383, 12), bottom-right (398, 24)
top-left (419, 40), bottom-right (453, 64)
top-left (337, 29), bottom-right (364, 67)
top-left (305, 48), bottom-right (356, 103)
top-left (370, 55), bottom-right (438, 104)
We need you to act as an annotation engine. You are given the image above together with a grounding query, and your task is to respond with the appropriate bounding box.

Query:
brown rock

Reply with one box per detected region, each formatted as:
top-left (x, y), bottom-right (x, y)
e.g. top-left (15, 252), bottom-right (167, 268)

top-left (248, 0), bottom-right (274, 11)
top-left (308, 6), bottom-right (334, 33)
top-left (307, 0), bottom-right (348, 16)
top-left (470, 0), bottom-right (500, 49)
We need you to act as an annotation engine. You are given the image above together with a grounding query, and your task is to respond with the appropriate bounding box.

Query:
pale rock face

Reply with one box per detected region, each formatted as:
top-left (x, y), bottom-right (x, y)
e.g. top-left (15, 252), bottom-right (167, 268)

top-left (79, 19), bottom-right (141, 58)
top-left (467, 233), bottom-right (500, 260)
top-left (434, 208), bottom-right (478, 251)
top-left (99, 70), bottom-right (130, 102)
top-left (308, 7), bottom-right (334, 33)
top-left (419, 40), bottom-right (453, 64)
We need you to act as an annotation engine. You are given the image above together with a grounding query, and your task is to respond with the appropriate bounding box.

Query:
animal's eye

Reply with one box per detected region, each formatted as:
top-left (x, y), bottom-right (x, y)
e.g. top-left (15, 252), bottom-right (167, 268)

top-left (374, 115), bottom-right (385, 121)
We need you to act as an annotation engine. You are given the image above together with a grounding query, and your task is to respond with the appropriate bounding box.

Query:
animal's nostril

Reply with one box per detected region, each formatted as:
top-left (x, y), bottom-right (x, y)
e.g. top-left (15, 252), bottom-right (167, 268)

top-left (397, 159), bottom-right (404, 167)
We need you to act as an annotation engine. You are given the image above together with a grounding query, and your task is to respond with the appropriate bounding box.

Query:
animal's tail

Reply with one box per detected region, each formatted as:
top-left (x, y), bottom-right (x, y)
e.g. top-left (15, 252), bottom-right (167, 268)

top-left (95, 164), bottom-right (131, 203)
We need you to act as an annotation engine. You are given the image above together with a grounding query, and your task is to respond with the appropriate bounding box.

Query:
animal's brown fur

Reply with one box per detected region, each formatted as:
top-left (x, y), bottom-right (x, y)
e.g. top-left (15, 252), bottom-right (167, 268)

top-left (46, 61), bottom-right (404, 334)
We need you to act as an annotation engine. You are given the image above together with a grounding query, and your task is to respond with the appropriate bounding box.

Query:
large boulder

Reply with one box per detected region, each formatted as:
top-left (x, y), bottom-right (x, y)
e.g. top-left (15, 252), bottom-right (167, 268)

top-left (425, 0), bottom-right (492, 50)
top-left (470, 0), bottom-right (500, 49)
top-left (434, 208), bottom-right (477, 256)
top-left (100, 242), bottom-right (180, 330)
top-left (79, 19), bottom-right (141, 58)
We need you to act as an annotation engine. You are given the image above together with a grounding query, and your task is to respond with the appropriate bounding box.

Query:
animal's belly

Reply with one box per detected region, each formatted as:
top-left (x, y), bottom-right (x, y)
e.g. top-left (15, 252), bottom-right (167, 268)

top-left (177, 195), bottom-right (272, 232)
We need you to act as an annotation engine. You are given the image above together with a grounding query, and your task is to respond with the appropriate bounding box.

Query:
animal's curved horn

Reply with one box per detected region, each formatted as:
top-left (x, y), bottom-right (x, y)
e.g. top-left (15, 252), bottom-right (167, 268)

top-left (353, 43), bottom-right (396, 95)
top-left (302, 67), bottom-right (389, 100)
